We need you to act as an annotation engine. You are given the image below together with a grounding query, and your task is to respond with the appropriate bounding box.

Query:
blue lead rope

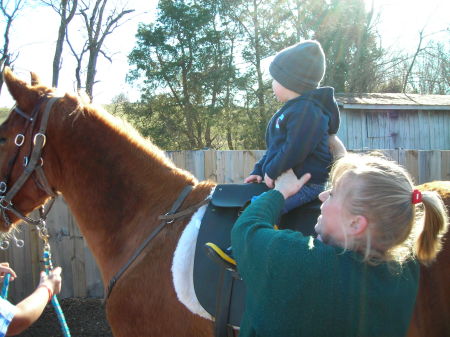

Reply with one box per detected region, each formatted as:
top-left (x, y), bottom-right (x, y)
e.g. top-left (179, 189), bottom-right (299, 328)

top-left (43, 249), bottom-right (71, 337)
top-left (1, 273), bottom-right (11, 299)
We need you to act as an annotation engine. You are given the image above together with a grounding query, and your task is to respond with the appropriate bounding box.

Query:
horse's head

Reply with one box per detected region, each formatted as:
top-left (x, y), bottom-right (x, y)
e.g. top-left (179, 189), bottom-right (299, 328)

top-left (0, 67), bottom-right (59, 231)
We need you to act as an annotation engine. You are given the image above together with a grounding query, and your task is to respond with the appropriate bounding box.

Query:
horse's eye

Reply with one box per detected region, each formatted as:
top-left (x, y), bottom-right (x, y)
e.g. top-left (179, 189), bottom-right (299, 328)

top-left (0, 137), bottom-right (7, 145)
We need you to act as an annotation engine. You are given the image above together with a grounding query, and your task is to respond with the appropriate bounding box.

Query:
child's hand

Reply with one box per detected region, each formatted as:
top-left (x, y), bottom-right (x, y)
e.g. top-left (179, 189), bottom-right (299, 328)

top-left (0, 262), bottom-right (17, 281)
top-left (244, 175), bottom-right (262, 184)
top-left (264, 174), bottom-right (274, 188)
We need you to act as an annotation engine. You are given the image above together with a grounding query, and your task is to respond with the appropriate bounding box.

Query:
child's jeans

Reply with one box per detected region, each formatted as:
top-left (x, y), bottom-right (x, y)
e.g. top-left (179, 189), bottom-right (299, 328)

top-left (282, 183), bottom-right (325, 213)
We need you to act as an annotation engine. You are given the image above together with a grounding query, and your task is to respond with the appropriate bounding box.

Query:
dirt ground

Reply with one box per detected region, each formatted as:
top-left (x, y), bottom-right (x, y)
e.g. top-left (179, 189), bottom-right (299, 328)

top-left (17, 298), bottom-right (113, 337)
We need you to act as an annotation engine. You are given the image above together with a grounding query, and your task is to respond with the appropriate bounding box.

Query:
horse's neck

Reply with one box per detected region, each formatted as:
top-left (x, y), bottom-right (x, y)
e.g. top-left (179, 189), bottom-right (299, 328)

top-left (46, 110), bottom-right (201, 283)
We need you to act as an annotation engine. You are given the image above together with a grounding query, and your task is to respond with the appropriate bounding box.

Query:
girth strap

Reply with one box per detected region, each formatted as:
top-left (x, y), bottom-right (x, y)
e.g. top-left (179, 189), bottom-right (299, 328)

top-left (214, 269), bottom-right (236, 337)
top-left (105, 185), bottom-right (196, 300)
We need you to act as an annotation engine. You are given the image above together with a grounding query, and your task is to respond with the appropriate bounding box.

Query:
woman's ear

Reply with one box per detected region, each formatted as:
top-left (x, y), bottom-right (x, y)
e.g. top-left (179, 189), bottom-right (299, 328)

top-left (348, 215), bottom-right (368, 236)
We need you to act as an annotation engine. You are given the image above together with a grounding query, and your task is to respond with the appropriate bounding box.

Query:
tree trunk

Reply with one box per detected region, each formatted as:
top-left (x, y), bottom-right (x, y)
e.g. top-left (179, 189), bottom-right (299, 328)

top-left (51, 0), bottom-right (77, 88)
top-left (75, 0), bottom-right (133, 101)
top-left (403, 30), bottom-right (424, 93)
top-left (252, 0), bottom-right (266, 149)
top-left (85, 47), bottom-right (98, 99)
top-left (0, 0), bottom-right (23, 93)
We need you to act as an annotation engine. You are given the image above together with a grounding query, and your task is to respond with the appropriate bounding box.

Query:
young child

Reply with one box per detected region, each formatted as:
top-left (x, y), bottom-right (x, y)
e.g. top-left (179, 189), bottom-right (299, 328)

top-left (232, 152), bottom-right (449, 337)
top-left (244, 40), bottom-right (341, 213)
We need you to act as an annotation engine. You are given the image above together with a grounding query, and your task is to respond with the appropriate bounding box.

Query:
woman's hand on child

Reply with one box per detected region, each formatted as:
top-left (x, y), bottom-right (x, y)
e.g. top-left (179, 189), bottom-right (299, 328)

top-left (264, 174), bottom-right (274, 188)
top-left (0, 262), bottom-right (17, 281)
top-left (274, 170), bottom-right (311, 199)
top-left (244, 174), bottom-right (263, 184)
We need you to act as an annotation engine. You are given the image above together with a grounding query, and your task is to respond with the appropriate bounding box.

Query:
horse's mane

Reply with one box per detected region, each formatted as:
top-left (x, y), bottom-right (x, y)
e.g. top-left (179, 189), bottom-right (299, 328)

top-left (60, 91), bottom-right (198, 185)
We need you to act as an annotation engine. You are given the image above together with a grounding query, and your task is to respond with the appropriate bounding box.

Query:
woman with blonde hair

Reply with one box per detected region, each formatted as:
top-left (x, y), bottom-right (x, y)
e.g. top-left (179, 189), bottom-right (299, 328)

top-left (232, 152), bottom-right (448, 337)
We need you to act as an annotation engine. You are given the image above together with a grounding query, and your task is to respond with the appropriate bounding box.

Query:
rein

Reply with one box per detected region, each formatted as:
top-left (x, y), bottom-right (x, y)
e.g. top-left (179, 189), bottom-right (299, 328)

top-left (105, 185), bottom-right (209, 301)
top-left (0, 97), bottom-right (59, 228)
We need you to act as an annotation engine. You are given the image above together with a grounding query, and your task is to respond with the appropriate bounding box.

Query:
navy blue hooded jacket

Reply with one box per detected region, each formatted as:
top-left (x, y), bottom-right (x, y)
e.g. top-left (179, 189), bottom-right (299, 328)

top-left (251, 87), bottom-right (340, 184)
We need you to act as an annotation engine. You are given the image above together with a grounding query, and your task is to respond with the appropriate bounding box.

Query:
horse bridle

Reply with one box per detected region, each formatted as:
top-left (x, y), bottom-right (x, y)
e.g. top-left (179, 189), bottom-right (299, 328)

top-left (0, 96), bottom-right (59, 229)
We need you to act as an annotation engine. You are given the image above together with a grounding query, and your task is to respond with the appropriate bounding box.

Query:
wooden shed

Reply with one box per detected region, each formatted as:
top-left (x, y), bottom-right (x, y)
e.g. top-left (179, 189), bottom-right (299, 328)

top-left (335, 93), bottom-right (450, 150)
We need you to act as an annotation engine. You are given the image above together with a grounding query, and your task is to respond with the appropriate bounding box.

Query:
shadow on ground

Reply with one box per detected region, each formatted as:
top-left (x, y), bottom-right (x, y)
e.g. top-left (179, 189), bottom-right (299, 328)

top-left (17, 298), bottom-right (113, 337)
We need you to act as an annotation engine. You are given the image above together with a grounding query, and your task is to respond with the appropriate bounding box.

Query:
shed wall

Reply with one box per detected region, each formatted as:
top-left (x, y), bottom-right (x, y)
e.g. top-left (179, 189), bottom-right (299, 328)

top-left (337, 109), bottom-right (450, 150)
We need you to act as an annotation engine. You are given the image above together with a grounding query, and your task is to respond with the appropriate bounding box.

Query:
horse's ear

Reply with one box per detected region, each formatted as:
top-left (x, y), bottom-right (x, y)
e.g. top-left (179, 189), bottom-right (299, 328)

top-left (3, 67), bottom-right (32, 106)
top-left (30, 71), bottom-right (41, 86)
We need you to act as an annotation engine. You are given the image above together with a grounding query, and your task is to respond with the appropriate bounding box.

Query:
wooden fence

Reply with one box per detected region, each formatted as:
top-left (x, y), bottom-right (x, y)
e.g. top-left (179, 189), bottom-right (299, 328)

top-left (0, 150), bottom-right (449, 301)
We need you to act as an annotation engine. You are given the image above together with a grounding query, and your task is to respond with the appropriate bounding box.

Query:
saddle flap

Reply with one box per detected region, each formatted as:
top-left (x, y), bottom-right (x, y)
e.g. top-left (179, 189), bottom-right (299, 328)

top-left (210, 183), bottom-right (269, 208)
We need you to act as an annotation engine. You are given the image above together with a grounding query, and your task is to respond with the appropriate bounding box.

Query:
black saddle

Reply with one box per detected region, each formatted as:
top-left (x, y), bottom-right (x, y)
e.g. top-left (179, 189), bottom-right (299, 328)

top-left (193, 183), bottom-right (321, 335)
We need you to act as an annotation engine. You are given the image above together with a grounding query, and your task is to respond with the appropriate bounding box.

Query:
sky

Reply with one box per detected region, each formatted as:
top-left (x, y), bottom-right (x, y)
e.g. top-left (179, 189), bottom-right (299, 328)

top-left (0, 0), bottom-right (448, 107)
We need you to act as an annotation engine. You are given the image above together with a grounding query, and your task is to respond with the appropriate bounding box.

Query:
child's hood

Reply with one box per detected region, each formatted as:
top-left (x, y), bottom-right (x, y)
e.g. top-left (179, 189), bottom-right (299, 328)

top-left (302, 87), bottom-right (340, 134)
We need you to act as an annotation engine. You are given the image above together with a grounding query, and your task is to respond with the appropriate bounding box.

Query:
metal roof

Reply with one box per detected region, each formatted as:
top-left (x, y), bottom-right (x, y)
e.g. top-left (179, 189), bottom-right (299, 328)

top-left (335, 93), bottom-right (450, 110)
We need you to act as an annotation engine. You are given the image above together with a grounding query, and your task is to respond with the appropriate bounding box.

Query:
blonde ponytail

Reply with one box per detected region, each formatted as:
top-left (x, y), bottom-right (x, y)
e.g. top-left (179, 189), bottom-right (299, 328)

top-left (414, 191), bottom-right (449, 266)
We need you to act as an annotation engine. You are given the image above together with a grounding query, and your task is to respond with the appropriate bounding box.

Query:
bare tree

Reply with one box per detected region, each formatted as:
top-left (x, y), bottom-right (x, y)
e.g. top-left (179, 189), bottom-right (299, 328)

top-left (0, 0), bottom-right (24, 92)
top-left (408, 41), bottom-right (450, 94)
top-left (402, 27), bottom-right (449, 94)
top-left (69, 0), bottom-right (133, 100)
top-left (403, 28), bottom-right (426, 93)
top-left (41, 0), bottom-right (78, 87)
top-left (65, 28), bottom-right (88, 92)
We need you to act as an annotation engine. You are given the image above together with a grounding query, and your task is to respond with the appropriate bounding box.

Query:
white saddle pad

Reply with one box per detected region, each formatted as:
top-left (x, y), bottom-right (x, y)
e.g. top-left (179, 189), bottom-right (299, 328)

top-left (171, 197), bottom-right (213, 320)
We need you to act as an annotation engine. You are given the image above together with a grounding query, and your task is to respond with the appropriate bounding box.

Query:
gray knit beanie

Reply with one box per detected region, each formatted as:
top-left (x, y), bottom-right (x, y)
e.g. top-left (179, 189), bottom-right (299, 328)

top-left (269, 40), bottom-right (326, 94)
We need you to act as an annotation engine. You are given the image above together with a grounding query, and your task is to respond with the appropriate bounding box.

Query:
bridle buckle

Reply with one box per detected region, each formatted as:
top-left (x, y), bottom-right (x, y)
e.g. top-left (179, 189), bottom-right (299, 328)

top-left (0, 198), bottom-right (11, 209)
top-left (0, 182), bottom-right (6, 194)
top-left (33, 133), bottom-right (46, 147)
top-left (14, 134), bottom-right (25, 147)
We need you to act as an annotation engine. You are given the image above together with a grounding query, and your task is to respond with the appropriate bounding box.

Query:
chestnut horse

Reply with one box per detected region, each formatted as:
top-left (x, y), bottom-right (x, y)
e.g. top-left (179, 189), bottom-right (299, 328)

top-left (0, 68), bottom-right (448, 337)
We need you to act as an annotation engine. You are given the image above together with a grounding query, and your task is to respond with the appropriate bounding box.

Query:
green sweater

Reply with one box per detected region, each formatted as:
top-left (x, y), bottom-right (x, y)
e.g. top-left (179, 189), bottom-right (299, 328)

top-left (231, 190), bottom-right (419, 337)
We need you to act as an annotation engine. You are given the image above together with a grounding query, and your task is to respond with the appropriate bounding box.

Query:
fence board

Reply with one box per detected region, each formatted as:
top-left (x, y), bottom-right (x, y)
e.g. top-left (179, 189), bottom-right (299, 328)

top-left (203, 150), bottom-right (217, 182)
top-left (442, 151), bottom-right (450, 181)
top-left (418, 151), bottom-right (441, 184)
top-left (400, 150), bottom-right (420, 184)
top-left (68, 211), bottom-right (87, 298)
top-left (0, 150), bottom-right (448, 301)
top-left (46, 197), bottom-right (74, 299)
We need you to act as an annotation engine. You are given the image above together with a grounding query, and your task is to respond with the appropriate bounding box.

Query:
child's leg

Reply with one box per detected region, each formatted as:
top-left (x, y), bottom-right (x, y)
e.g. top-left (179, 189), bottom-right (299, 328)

top-left (282, 183), bottom-right (325, 213)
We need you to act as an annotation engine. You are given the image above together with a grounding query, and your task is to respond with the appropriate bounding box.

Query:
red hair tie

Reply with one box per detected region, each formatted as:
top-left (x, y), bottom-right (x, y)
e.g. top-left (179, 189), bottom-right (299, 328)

top-left (412, 189), bottom-right (422, 204)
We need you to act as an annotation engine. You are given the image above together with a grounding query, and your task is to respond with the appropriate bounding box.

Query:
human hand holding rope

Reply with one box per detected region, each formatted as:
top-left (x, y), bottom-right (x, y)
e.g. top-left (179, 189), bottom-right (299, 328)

top-left (38, 266), bottom-right (62, 302)
top-left (0, 262), bottom-right (16, 281)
